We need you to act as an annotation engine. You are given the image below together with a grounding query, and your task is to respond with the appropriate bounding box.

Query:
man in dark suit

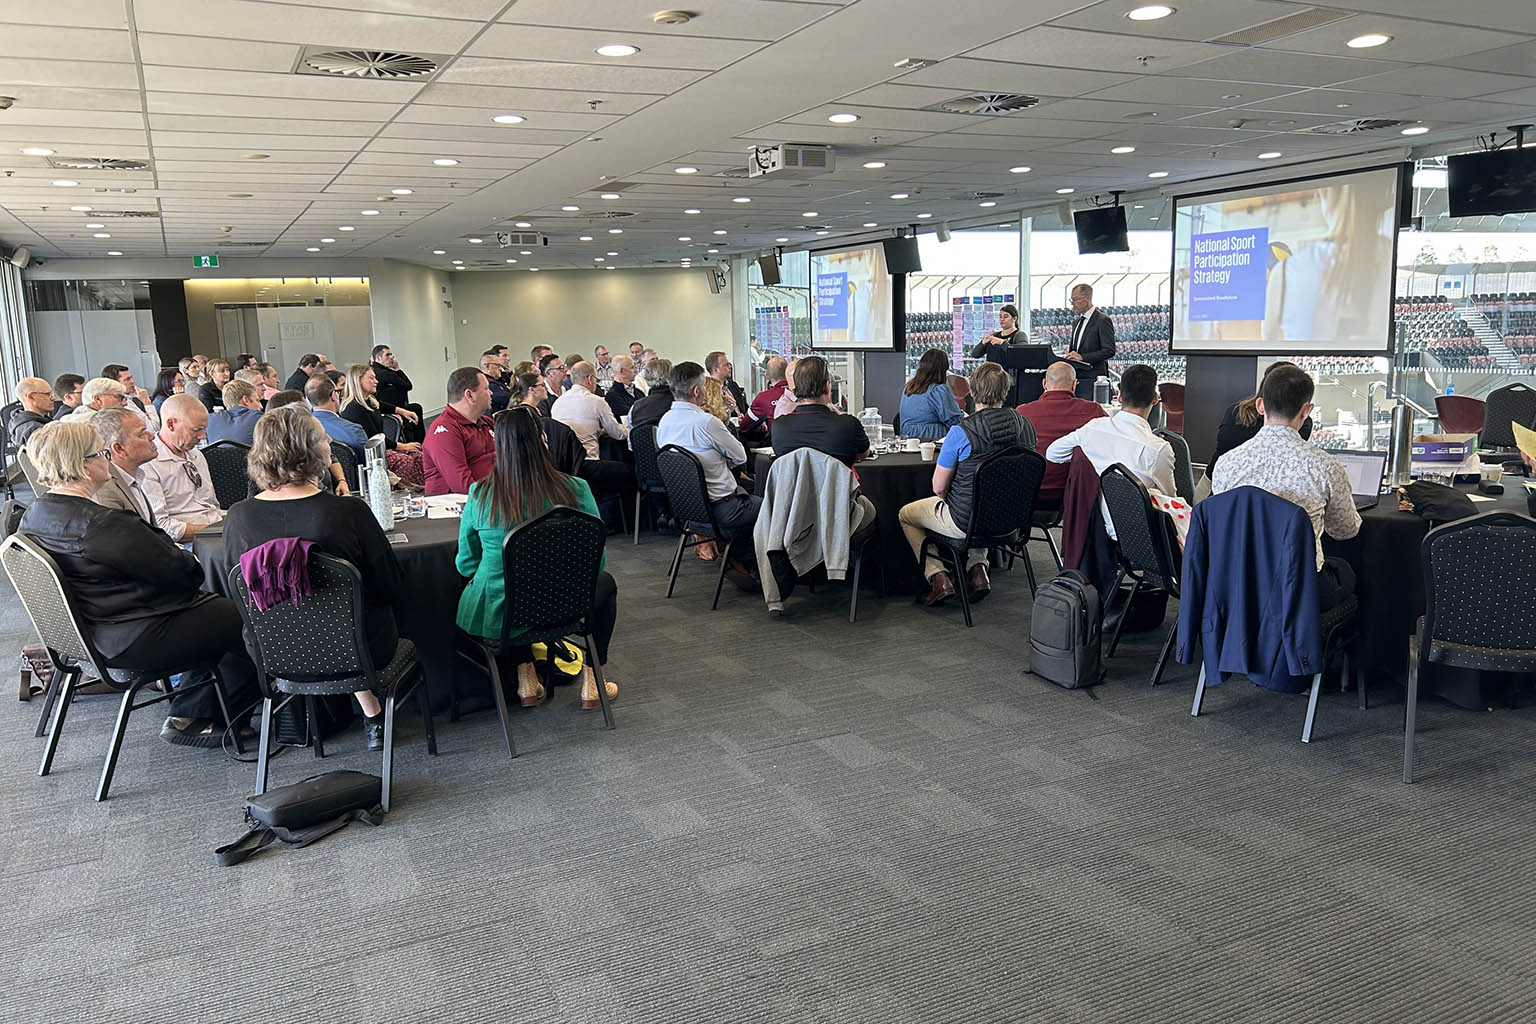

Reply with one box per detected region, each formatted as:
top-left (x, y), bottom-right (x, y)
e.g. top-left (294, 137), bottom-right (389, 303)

top-left (1060, 283), bottom-right (1116, 400)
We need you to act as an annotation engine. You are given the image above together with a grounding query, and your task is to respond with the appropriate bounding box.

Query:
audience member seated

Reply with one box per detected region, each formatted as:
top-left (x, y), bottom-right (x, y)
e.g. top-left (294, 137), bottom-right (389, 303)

top-left (1208, 360), bottom-right (1315, 476)
top-left (140, 394), bottom-right (224, 540)
top-left (341, 362), bottom-right (424, 487)
top-left (284, 352), bottom-right (325, 392)
top-left (641, 348), bottom-right (659, 368)
top-left (593, 344), bottom-right (615, 390)
top-left (254, 362), bottom-right (282, 403)
top-left (536, 352), bottom-right (566, 416)
top-left (102, 363), bottom-right (159, 433)
top-left (745, 357), bottom-right (789, 436)
top-left (771, 356), bottom-right (871, 467)
top-left (206, 380), bottom-right (263, 445)
top-left (221, 406), bottom-right (408, 750)
top-left (657, 360), bottom-right (761, 573)
top-left (266, 389), bottom-right (303, 410)
top-left (306, 374), bottom-right (367, 461)
top-left (481, 351), bottom-right (513, 412)
top-left (197, 359), bottom-right (231, 412)
top-left (899, 363), bottom-right (1032, 607)
top-left (512, 371), bottom-right (584, 475)
top-left (51, 373), bottom-right (85, 420)
top-left (62, 377), bottom-right (129, 423)
top-left (1046, 363), bottom-right (1175, 539)
top-left (18, 421), bottom-right (259, 748)
top-left (627, 341), bottom-right (644, 364)
top-left (705, 350), bottom-right (746, 418)
top-left (188, 353), bottom-right (210, 387)
top-left (772, 359), bottom-right (800, 422)
top-left (555, 362), bottom-right (634, 517)
top-left (603, 356), bottom-right (643, 419)
top-left (8, 377), bottom-right (55, 448)
top-left (456, 405), bottom-right (619, 709)
top-left (1016, 361), bottom-right (1107, 505)
top-left (370, 344), bottom-right (424, 441)
top-left (531, 344), bottom-right (553, 365)
top-left (89, 407), bottom-right (158, 523)
top-left (899, 349), bottom-right (964, 440)
top-left (1210, 364), bottom-right (1360, 610)
top-left (423, 366), bottom-right (495, 495)
top-left (150, 368), bottom-right (184, 416)
top-left (627, 359), bottom-right (674, 436)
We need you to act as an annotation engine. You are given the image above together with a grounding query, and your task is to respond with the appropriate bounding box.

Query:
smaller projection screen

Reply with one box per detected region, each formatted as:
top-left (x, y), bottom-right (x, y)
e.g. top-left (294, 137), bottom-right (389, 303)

top-left (809, 243), bottom-right (898, 350)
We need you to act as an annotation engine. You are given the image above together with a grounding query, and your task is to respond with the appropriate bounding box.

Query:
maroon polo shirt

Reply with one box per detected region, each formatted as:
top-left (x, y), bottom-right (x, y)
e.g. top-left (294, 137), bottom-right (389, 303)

top-left (1017, 390), bottom-right (1108, 501)
top-left (422, 404), bottom-right (495, 495)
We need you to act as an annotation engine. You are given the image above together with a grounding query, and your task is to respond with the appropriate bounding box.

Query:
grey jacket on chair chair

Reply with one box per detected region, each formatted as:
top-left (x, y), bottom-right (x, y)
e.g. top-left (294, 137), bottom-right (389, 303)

top-left (752, 447), bottom-right (870, 612)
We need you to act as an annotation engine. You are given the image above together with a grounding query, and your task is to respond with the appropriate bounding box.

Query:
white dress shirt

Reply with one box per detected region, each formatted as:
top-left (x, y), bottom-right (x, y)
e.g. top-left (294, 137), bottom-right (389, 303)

top-left (656, 401), bottom-right (745, 503)
top-left (551, 382), bottom-right (627, 460)
top-left (1046, 410), bottom-right (1176, 539)
top-left (138, 435), bottom-right (222, 541)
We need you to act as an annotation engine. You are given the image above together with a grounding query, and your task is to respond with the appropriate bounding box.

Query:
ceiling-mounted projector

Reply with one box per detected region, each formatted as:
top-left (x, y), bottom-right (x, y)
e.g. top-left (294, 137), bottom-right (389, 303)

top-left (7, 246), bottom-right (31, 268)
top-left (747, 143), bottom-right (835, 178)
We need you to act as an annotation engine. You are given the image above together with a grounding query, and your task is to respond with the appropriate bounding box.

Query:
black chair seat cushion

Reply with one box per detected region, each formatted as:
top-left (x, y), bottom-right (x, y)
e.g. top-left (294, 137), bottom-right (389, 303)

top-left (275, 638), bottom-right (417, 697)
top-left (103, 660), bottom-right (216, 688)
top-left (923, 527), bottom-right (1019, 552)
top-left (1417, 614), bottom-right (1536, 672)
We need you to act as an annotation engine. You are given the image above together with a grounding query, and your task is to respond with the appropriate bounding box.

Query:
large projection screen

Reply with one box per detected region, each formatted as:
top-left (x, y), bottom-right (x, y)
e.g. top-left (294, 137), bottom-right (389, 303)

top-left (1171, 164), bottom-right (1401, 354)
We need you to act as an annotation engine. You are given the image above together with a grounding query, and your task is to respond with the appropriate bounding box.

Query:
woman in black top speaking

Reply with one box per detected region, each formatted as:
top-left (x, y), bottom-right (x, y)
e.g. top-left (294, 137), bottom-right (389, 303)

top-left (969, 303), bottom-right (1026, 361)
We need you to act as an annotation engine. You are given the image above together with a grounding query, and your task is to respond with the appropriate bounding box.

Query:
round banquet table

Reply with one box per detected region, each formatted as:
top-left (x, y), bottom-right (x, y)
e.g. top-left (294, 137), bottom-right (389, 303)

top-left (1323, 485), bottom-right (1530, 709)
top-left (193, 514), bottom-right (478, 715)
top-left (753, 449), bottom-right (936, 583)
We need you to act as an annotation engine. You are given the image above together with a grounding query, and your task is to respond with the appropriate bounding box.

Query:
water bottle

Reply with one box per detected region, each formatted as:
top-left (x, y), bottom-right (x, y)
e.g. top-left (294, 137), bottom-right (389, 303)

top-left (1386, 397), bottom-right (1415, 487)
top-left (1444, 380), bottom-right (1454, 396)
top-left (860, 406), bottom-right (881, 438)
top-left (363, 459), bottom-right (394, 530)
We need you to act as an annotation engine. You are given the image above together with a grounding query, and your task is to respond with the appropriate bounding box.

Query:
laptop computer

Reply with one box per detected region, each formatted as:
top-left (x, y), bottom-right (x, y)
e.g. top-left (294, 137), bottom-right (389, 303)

top-left (1333, 450), bottom-right (1389, 511)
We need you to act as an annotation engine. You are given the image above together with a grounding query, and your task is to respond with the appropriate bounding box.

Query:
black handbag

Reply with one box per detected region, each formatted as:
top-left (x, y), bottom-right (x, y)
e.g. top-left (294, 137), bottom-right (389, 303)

top-left (215, 770), bottom-right (384, 866)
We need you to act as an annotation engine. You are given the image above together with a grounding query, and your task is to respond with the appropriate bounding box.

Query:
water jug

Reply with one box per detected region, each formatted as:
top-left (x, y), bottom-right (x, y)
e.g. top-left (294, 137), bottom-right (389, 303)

top-left (1385, 397), bottom-right (1414, 487)
top-left (860, 406), bottom-right (882, 438)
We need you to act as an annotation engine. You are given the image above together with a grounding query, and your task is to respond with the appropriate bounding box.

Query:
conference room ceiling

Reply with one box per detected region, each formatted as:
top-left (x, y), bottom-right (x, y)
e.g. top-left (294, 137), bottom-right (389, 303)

top-left (0, 0), bottom-right (1534, 271)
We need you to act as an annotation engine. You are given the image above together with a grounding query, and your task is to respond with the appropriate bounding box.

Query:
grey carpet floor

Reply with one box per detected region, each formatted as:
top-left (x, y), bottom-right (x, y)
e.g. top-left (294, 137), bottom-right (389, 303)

top-left (1, 530), bottom-right (1534, 1024)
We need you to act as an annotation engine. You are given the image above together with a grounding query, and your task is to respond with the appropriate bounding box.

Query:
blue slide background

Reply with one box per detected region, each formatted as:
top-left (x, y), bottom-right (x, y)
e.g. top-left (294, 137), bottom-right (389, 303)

top-left (1188, 227), bottom-right (1268, 322)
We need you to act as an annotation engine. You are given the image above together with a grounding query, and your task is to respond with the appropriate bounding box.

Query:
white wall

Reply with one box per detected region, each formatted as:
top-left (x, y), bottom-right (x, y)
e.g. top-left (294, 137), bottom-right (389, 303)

top-left (366, 258), bottom-right (459, 414)
top-left (450, 267), bottom-right (734, 370)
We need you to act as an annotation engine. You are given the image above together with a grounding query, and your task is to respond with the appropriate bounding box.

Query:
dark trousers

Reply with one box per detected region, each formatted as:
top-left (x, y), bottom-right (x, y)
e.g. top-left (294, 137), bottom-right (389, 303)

top-left (578, 458), bottom-right (635, 497)
top-left (712, 491), bottom-right (762, 533)
top-left (108, 597), bottom-right (260, 725)
top-left (1318, 555), bottom-right (1356, 612)
top-left (396, 403), bottom-right (426, 444)
top-left (502, 571), bottom-right (619, 669)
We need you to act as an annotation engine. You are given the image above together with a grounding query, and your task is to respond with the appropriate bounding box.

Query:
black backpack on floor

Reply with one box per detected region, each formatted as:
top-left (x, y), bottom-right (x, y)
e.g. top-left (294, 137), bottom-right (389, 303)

top-left (1028, 569), bottom-right (1104, 689)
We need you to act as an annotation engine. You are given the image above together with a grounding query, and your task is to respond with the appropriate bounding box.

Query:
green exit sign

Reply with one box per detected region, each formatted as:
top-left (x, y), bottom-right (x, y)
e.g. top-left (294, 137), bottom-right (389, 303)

top-left (193, 254), bottom-right (219, 268)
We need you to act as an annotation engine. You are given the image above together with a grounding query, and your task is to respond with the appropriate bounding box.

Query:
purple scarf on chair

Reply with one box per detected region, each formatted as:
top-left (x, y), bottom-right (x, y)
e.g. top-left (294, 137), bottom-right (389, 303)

top-left (239, 538), bottom-right (315, 612)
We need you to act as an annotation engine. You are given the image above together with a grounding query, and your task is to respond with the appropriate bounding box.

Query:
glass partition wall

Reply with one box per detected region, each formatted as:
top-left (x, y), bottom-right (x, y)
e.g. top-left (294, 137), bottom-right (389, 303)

top-left (741, 249), bottom-right (862, 411)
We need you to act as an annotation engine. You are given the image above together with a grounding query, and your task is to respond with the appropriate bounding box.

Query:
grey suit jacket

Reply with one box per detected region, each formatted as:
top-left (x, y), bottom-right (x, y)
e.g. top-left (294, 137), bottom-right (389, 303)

top-left (94, 465), bottom-right (155, 525)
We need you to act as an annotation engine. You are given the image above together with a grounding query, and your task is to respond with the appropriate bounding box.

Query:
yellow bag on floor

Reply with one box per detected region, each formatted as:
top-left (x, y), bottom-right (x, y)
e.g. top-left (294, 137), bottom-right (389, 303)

top-left (530, 640), bottom-right (584, 678)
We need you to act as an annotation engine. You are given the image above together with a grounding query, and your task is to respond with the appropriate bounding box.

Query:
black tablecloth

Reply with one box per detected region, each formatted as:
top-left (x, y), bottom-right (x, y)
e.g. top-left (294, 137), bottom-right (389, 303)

top-left (1324, 487), bottom-right (1528, 708)
top-left (194, 514), bottom-right (475, 714)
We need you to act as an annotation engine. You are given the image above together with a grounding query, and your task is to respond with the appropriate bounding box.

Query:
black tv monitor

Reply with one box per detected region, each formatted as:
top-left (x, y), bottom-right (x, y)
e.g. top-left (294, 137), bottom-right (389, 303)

top-left (883, 235), bottom-right (922, 274)
top-left (756, 254), bottom-right (781, 285)
top-left (1448, 147), bottom-right (1536, 218)
top-left (1073, 206), bottom-right (1129, 254)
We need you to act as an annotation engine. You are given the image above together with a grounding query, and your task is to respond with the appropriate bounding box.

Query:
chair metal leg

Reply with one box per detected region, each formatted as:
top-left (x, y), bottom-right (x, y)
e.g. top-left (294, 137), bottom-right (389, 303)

top-left (306, 696), bottom-right (325, 758)
top-left (96, 681), bottom-right (148, 801)
top-left (414, 670), bottom-right (437, 756)
top-left (481, 645), bottom-right (517, 759)
top-left (710, 538), bottom-right (732, 611)
top-left (581, 632), bottom-right (614, 730)
top-left (1403, 639), bottom-right (1420, 783)
top-left (38, 668), bottom-right (80, 777)
top-left (254, 697), bottom-right (274, 796)
top-left (1301, 672), bottom-right (1323, 743)
top-left (1022, 549), bottom-right (1038, 597)
top-left (208, 672), bottom-right (244, 755)
top-left (380, 693), bottom-right (396, 813)
top-left (665, 532), bottom-right (687, 598)
top-left (953, 551), bottom-right (974, 627)
top-left (1042, 526), bottom-right (1063, 569)
top-left (632, 491), bottom-right (642, 545)
top-left (1190, 664), bottom-right (1207, 717)
top-left (848, 547), bottom-right (864, 624)
top-left (34, 662), bottom-right (66, 738)
top-left (1105, 575), bottom-right (1139, 659)
top-left (1150, 628), bottom-right (1176, 687)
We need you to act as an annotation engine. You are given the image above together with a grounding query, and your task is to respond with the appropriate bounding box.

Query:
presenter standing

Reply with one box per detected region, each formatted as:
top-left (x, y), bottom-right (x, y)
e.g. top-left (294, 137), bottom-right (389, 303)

top-left (971, 303), bottom-right (1030, 405)
top-left (1060, 283), bottom-right (1116, 400)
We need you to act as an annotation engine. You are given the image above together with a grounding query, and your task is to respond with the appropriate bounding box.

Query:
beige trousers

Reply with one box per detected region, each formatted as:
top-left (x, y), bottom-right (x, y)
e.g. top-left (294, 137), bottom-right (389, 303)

top-left (898, 496), bottom-right (987, 580)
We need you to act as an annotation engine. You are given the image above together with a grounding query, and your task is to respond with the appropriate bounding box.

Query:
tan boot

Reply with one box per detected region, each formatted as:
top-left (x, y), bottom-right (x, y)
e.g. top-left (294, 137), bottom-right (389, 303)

top-left (579, 667), bottom-right (618, 710)
top-left (516, 662), bottom-right (546, 707)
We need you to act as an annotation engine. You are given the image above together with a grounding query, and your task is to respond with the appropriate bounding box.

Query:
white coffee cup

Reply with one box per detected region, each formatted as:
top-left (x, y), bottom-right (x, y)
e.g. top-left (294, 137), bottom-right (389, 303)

top-left (920, 441), bottom-right (936, 461)
top-left (1482, 464), bottom-right (1503, 484)
top-left (903, 436), bottom-right (921, 452)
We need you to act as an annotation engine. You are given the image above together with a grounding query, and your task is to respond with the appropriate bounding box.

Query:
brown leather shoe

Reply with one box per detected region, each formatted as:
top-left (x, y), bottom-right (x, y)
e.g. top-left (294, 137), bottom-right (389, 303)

top-left (922, 571), bottom-right (956, 607)
top-left (967, 564), bottom-right (991, 603)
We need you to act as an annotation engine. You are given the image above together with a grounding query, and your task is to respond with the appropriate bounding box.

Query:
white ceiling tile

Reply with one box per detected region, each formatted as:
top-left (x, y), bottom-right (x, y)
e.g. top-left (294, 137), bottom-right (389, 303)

top-left (0, 86), bottom-right (142, 111)
top-left (0, 24), bottom-right (134, 62)
top-left (1436, 40), bottom-right (1536, 78)
top-left (374, 123), bottom-right (592, 146)
top-left (149, 131), bottom-right (370, 151)
top-left (778, 105), bottom-right (989, 133)
top-left (3, 58), bottom-right (141, 90)
top-left (1166, 48), bottom-right (1407, 87)
top-left (894, 58), bottom-right (1137, 97)
top-left (138, 33), bottom-right (308, 73)
top-left (1234, 87), bottom-right (1421, 117)
top-left (367, 137), bottom-right (563, 159)
top-left (0, 127), bottom-right (148, 149)
top-left (1395, 98), bottom-right (1536, 126)
top-left (0, 108), bottom-right (145, 131)
top-left (1, 0), bottom-right (129, 29)
top-left (964, 27), bottom-right (1233, 75)
top-left (252, 0), bottom-right (508, 16)
top-left (132, 0), bottom-right (485, 51)
top-left (434, 56), bottom-right (703, 94)
top-left (1311, 0), bottom-right (1536, 34)
top-left (467, 24), bottom-right (763, 70)
top-left (1083, 77), bottom-right (1296, 108)
top-left (148, 114), bottom-right (378, 137)
top-left (496, 0), bottom-right (840, 41)
top-left (1259, 15), bottom-right (1524, 64)
top-left (146, 93), bottom-right (403, 121)
top-left (413, 82), bottom-right (657, 116)
top-left (143, 66), bottom-right (425, 102)
top-left (1347, 66), bottom-right (1536, 100)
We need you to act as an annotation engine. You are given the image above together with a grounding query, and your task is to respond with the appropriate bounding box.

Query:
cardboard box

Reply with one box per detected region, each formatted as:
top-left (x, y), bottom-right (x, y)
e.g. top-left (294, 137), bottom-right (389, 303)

top-left (1411, 433), bottom-right (1478, 462)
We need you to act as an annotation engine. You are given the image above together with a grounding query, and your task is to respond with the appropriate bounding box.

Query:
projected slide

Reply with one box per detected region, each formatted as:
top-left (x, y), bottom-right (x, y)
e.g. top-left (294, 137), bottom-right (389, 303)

top-left (1171, 165), bottom-right (1400, 354)
top-left (810, 244), bottom-right (895, 350)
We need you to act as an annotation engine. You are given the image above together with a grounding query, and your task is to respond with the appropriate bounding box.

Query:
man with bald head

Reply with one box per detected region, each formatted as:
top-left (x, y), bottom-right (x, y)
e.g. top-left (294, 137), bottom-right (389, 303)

top-left (8, 377), bottom-right (56, 448)
top-left (138, 393), bottom-right (223, 540)
top-left (1016, 360), bottom-right (1108, 505)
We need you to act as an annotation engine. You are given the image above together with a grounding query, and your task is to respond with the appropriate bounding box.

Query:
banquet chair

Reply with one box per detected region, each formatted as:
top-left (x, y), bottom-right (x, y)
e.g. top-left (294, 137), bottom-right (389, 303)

top-left (1154, 429), bottom-right (1197, 505)
top-left (3, 498), bottom-right (24, 538)
top-left (202, 440), bottom-right (253, 509)
top-left (0, 401), bottom-right (16, 501)
top-left (330, 441), bottom-right (360, 492)
top-left (455, 506), bottom-right (614, 758)
top-left (1099, 464), bottom-right (1184, 686)
top-left (1159, 383), bottom-right (1185, 434)
top-left (381, 415), bottom-right (401, 447)
top-left (921, 448), bottom-right (1046, 628)
top-left (657, 445), bottom-right (748, 611)
top-left (1, 533), bottom-right (243, 800)
top-left (1404, 511), bottom-right (1536, 782)
top-left (229, 553), bottom-right (436, 811)
top-left (1479, 382), bottom-right (1536, 449)
top-left (628, 424), bottom-right (672, 545)
top-left (16, 445), bottom-right (46, 496)
top-left (1434, 394), bottom-right (1485, 435)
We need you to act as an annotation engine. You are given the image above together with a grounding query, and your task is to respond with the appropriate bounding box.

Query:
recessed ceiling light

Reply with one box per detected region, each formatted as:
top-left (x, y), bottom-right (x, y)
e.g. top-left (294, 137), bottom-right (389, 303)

top-left (391, 188), bottom-right (413, 195)
top-left (506, 258), bottom-right (518, 263)
top-left (1009, 166), bottom-right (1032, 174)
top-left (1126, 5), bottom-right (1175, 20)
top-left (21, 147), bottom-right (54, 156)
top-left (361, 209), bottom-right (380, 215)
top-left (1347, 33), bottom-right (1392, 48)
top-left (1401, 125), bottom-right (1430, 136)
top-left (1055, 187), bottom-right (1075, 194)
top-left (684, 208), bottom-right (701, 215)
top-left (451, 259), bottom-right (463, 264)
top-left (561, 205), bottom-right (580, 211)
top-left (433, 158), bottom-right (459, 166)
top-left (306, 246), bottom-right (320, 252)
top-left (1111, 145), bottom-right (1137, 154)
top-left (1148, 171), bottom-right (1169, 178)
top-left (339, 225), bottom-right (354, 231)
top-left (520, 250), bottom-right (532, 255)
top-left (106, 251), bottom-right (121, 256)
top-left (492, 114), bottom-right (526, 124)
top-left (775, 237), bottom-right (789, 242)
top-left (802, 211), bottom-right (818, 218)
top-left (606, 266), bottom-right (615, 270)
top-left (1221, 93), bottom-right (1243, 101)
top-left (707, 248), bottom-right (719, 253)
top-left (890, 192), bottom-right (909, 199)
top-left (52, 180), bottom-right (78, 187)
top-left (862, 161), bottom-right (886, 169)
top-left (92, 232), bottom-right (110, 238)
top-left (1258, 151), bottom-right (1282, 159)
top-left (579, 235), bottom-right (594, 241)
top-left (243, 153), bottom-right (269, 160)
top-left (1133, 205), bottom-right (1145, 209)
top-left (454, 266), bottom-right (464, 271)
top-left (1335, 103), bottom-right (1352, 109)
top-left (600, 192), bottom-right (620, 199)
top-left (733, 196), bottom-right (751, 203)
top-left (468, 237), bottom-right (483, 243)
top-left (713, 229), bottom-right (727, 235)
top-left (674, 166), bottom-right (698, 174)
top-left (678, 235), bottom-right (692, 241)
top-left (594, 257), bottom-right (605, 262)
top-left (607, 251), bottom-right (618, 256)
top-left (595, 43), bottom-right (639, 57)
top-left (608, 228), bottom-right (623, 234)
top-left (1149, 216), bottom-right (1159, 222)
top-left (529, 268), bottom-right (540, 272)
top-left (432, 249), bottom-right (446, 255)
top-left (862, 222), bottom-right (877, 228)
top-left (815, 230), bottom-right (829, 236)
top-left (978, 201), bottom-right (997, 208)
top-left (916, 212), bottom-right (932, 219)
top-left (69, 205), bottom-right (91, 212)
top-left (827, 113), bottom-right (860, 124)
top-left (513, 221), bottom-right (532, 228)
top-left (85, 222), bottom-right (104, 229)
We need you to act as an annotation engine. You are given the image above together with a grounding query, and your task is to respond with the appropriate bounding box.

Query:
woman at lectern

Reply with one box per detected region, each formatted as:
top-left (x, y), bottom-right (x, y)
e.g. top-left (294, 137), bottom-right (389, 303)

top-left (970, 304), bottom-right (1027, 361)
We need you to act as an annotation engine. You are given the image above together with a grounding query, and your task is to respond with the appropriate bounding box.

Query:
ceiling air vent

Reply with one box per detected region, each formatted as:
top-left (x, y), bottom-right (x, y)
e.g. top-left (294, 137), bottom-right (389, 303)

top-left (715, 166), bottom-right (752, 179)
top-left (933, 93), bottom-right (1040, 115)
top-left (89, 210), bottom-right (161, 219)
top-left (1303, 118), bottom-right (1411, 135)
top-left (587, 210), bottom-right (635, 219)
top-left (47, 157), bottom-right (150, 171)
top-left (220, 241), bottom-right (273, 247)
top-left (296, 47), bottom-right (445, 79)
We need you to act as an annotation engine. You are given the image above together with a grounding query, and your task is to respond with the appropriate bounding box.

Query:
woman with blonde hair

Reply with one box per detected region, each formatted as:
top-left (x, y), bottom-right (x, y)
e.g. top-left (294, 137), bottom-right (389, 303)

top-left (339, 362), bottom-right (424, 486)
top-left (701, 376), bottom-right (732, 424)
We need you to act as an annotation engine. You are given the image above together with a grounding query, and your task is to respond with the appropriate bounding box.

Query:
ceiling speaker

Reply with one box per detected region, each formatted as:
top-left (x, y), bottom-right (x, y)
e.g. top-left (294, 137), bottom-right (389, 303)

top-left (8, 246), bottom-right (31, 268)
